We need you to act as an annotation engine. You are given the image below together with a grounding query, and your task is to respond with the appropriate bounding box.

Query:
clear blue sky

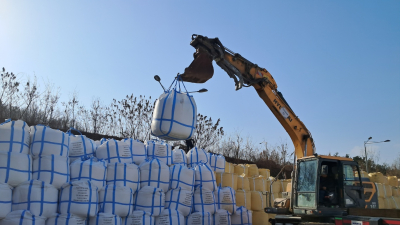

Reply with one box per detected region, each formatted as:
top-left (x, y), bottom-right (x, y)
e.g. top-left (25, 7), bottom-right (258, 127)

top-left (1, 1), bottom-right (399, 164)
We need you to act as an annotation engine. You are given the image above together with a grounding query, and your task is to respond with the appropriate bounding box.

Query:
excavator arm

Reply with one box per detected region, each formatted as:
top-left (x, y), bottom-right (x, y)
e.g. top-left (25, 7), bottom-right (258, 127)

top-left (181, 34), bottom-right (315, 158)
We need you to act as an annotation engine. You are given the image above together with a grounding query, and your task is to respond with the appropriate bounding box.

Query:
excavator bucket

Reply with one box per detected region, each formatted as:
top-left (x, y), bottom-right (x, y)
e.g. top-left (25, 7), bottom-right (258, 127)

top-left (181, 48), bottom-right (214, 83)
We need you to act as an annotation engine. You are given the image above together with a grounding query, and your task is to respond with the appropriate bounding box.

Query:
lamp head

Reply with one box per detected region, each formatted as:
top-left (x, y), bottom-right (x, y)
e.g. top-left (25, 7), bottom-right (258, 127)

top-left (154, 75), bottom-right (161, 82)
top-left (368, 137), bottom-right (372, 140)
top-left (198, 88), bottom-right (208, 93)
top-left (384, 140), bottom-right (390, 142)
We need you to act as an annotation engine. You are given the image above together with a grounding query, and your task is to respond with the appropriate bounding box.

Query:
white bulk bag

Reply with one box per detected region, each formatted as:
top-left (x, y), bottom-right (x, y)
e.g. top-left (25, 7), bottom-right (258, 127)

top-left (146, 140), bottom-right (172, 165)
top-left (12, 180), bottom-right (58, 218)
top-left (155, 209), bottom-right (185, 225)
top-left (58, 180), bottom-right (99, 218)
top-left (208, 154), bottom-right (225, 173)
top-left (0, 152), bottom-right (31, 187)
top-left (89, 213), bottom-right (122, 225)
top-left (0, 183), bottom-right (12, 219)
top-left (213, 209), bottom-right (231, 225)
top-left (193, 186), bottom-right (216, 214)
top-left (133, 186), bottom-right (165, 216)
top-left (187, 147), bottom-right (208, 168)
top-left (165, 187), bottom-right (193, 216)
top-left (30, 125), bottom-right (69, 157)
top-left (0, 210), bottom-right (45, 225)
top-left (172, 148), bottom-right (187, 166)
top-left (33, 154), bottom-right (69, 189)
top-left (151, 80), bottom-right (197, 141)
top-left (124, 138), bottom-right (147, 165)
top-left (0, 120), bottom-right (30, 154)
top-left (122, 210), bottom-right (155, 225)
top-left (231, 207), bottom-right (252, 225)
top-left (169, 164), bottom-right (195, 192)
top-left (106, 162), bottom-right (140, 193)
top-left (215, 186), bottom-right (236, 214)
top-left (96, 139), bottom-right (133, 164)
top-left (99, 185), bottom-right (134, 217)
top-left (45, 214), bottom-right (86, 225)
top-left (69, 134), bottom-right (96, 163)
top-left (187, 212), bottom-right (213, 225)
top-left (139, 158), bottom-right (170, 192)
top-left (70, 157), bottom-right (107, 189)
top-left (194, 163), bottom-right (217, 192)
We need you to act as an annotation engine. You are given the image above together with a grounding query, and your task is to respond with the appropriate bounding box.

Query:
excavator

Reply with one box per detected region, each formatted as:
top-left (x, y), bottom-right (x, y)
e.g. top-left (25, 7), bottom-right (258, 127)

top-left (179, 34), bottom-right (400, 225)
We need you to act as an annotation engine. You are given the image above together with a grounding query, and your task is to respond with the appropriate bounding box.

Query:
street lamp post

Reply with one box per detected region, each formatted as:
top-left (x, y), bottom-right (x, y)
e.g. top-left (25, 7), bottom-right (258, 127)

top-left (363, 137), bottom-right (390, 173)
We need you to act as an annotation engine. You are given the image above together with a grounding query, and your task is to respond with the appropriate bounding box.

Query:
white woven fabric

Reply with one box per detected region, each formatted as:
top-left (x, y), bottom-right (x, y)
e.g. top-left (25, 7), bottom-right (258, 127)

top-left (0, 120), bottom-right (30, 154)
top-left (70, 157), bottom-right (107, 189)
top-left (172, 149), bottom-right (187, 166)
top-left (208, 153), bottom-right (225, 173)
top-left (187, 212), bottom-right (213, 225)
top-left (69, 135), bottom-right (96, 163)
top-left (33, 154), bottom-right (69, 189)
top-left (187, 147), bottom-right (208, 168)
top-left (96, 139), bottom-right (133, 164)
top-left (194, 163), bottom-right (217, 192)
top-left (139, 158), bottom-right (170, 192)
top-left (133, 186), bottom-right (165, 216)
top-left (155, 209), bottom-right (185, 225)
top-left (0, 210), bottom-right (45, 225)
top-left (146, 140), bottom-right (172, 166)
top-left (0, 182), bottom-right (12, 219)
top-left (213, 209), bottom-right (232, 225)
top-left (30, 125), bottom-right (69, 158)
top-left (231, 207), bottom-right (252, 225)
top-left (169, 164), bottom-right (195, 192)
top-left (214, 186), bottom-right (236, 214)
top-left (124, 138), bottom-right (147, 165)
top-left (193, 186), bottom-right (216, 214)
top-left (122, 210), bottom-right (155, 225)
top-left (45, 213), bottom-right (86, 225)
top-left (0, 151), bottom-right (31, 187)
top-left (88, 213), bottom-right (122, 225)
top-left (99, 185), bottom-right (134, 217)
top-left (106, 162), bottom-right (140, 193)
top-left (165, 187), bottom-right (193, 216)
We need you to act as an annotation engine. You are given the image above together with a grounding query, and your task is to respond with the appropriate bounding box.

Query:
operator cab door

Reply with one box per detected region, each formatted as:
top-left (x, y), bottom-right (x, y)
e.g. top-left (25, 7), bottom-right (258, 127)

top-left (340, 161), bottom-right (365, 208)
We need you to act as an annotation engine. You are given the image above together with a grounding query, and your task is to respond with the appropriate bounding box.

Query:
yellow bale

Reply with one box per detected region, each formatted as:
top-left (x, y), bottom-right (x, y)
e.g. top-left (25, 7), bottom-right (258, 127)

top-left (384, 184), bottom-right (393, 197)
top-left (391, 196), bottom-right (400, 209)
top-left (249, 176), bottom-right (268, 192)
top-left (388, 176), bottom-right (399, 187)
top-left (369, 172), bottom-right (385, 184)
top-left (236, 189), bottom-right (251, 209)
top-left (385, 197), bottom-right (394, 209)
top-left (378, 197), bottom-right (385, 209)
top-left (237, 175), bottom-right (250, 191)
top-left (375, 183), bottom-right (385, 198)
top-left (252, 211), bottom-right (275, 225)
top-left (270, 180), bottom-right (281, 193)
top-left (234, 164), bottom-right (248, 176)
top-left (246, 164), bottom-right (259, 177)
top-left (271, 192), bottom-right (281, 201)
top-left (224, 162), bottom-right (234, 173)
top-left (259, 169), bottom-right (270, 178)
top-left (383, 176), bottom-right (389, 185)
top-left (392, 187), bottom-right (399, 197)
top-left (286, 182), bottom-right (292, 192)
top-left (216, 172), bottom-right (238, 190)
top-left (251, 191), bottom-right (266, 211)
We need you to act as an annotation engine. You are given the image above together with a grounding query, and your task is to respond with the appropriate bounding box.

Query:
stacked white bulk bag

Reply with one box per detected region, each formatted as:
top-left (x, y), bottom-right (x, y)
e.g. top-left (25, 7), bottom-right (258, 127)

top-left (89, 213), bottom-right (122, 225)
top-left (215, 186), bottom-right (236, 214)
top-left (106, 162), bottom-right (140, 193)
top-left (208, 153), bottom-right (225, 173)
top-left (139, 158), bottom-right (170, 192)
top-left (165, 187), bottom-right (193, 216)
top-left (169, 164), bottom-right (195, 192)
top-left (0, 151), bottom-right (31, 187)
top-left (122, 210), bottom-right (154, 225)
top-left (99, 185), bottom-right (134, 217)
top-left (172, 148), bottom-right (187, 166)
top-left (213, 209), bottom-right (232, 225)
top-left (0, 120), bottom-right (30, 154)
top-left (12, 180), bottom-right (58, 218)
top-left (58, 180), bottom-right (99, 218)
top-left (133, 186), bottom-right (165, 216)
top-left (231, 207), bottom-right (252, 225)
top-left (124, 138), bottom-right (147, 165)
top-left (30, 125), bottom-right (69, 157)
top-left (70, 157), bottom-right (107, 189)
top-left (46, 213), bottom-right (86, 225)
top-left (194, 163), bottom-right (217, 192)
top-left (187, 147), bottom-right (208, 168)
top-left (0, 182), bottom-right (12, 219)
top-left (0, 210), bottom-right (46, 225)
top-left (193, 186), bottom-right (216, 214)
top-left (187, 211), bottom-right (213, 225)
top-left (69, 134), bottom-right (96, 163)
top-left (33, 154), bottom-right (69, 189)
top-left (96, 139), bottom-right (133, 164)
top-left (146, 140), bottom-right (172, 166)
top-left (156, 209), bottom-right (185, 225)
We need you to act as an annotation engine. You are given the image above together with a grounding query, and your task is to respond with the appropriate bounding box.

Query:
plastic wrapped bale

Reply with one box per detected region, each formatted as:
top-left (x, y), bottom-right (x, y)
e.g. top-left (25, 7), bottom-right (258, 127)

top-left (30, 125), bottom-right (69, 157)
top-left (252, 210), bottom-right (275, 225)
top-left (258, 169), bottom-right (270, 178)
top-left (208, 153), bottom-right (225, 173)
top-left (193, 186), bottom-right (216, 214)
top-left (165, 187), bottom-right (193, 216)
top-left (0, 151), bottom-right (31, 187)
top-left (12, 180), bottom-right (58, 218)
top-left (122, 210), bottom-right (154, 225)
top-left (172, 148), bottom-right (187, 166)
top-left (231, 206), bottom-right (252, 225)
top-left (0, 210), bottom-right (45, 225)
top-left (213, 209), bottom-right (231, 225)
top-left (369, 172), bottom-right (385, 184)
top-left (169, 164), bottom-right (195, 192)
top-left (139, 158), bottom-right (170, 192)
top-left (124, 138), bottom-right (147, 165)
top-left (224, 162), bottom-right (234, 174)
top-left (0, 119), bottom-right (30, 154)
top-left (133, 186), bottom-right (165, 216)
top-left (194, 162), bottom-right (217, 192)
top-left (187, 211), bottom-right (213, 225)
top-left (96, 139), bottom-right (133, 164)
top-left (146, 140), bottom-right (172, 166)
top-left (246, 164), bottom-right (259, 177)
top-left (106, 162), bottom-right (140, 193)
top-left (388, 176), bottom-right (399, 187)
top-left (155, 209), bottom-right (185, 225)
top-left (216, 173), bottom-right (238, 191)
top-left (88, 213), bottom-right (122, 225)
top-left (150, 78), bottom-right (197, 141)
top-left (45, 213), bottom-right (86, 225)
top-left (58, 180), bottom-right (99, 218)
top-left (68, 134), bottom-right (96, 163)
top-left (70, 157), bottom-right (107, 189)
top-left (250, 191), bottom-right (266, 211)
top-left (235, 190), bottom-right (251, 209)
top-left (237, 175), bottom-right (250, 191)
top-left (249, 176), bottom-right (267, 192)
top-left (0, 182), bottom-right (12, 219)
top-left (33, 154), bottom-right (69, 189)
top-left (214, 186), bottom-right (236, 214)
top-left (233, 165), bottom-right (248, 176)
top-left (384, 184), bottom-right (393, 197)
top-left (187, 147), bottom-right (208, 168)
top-left (99, 185), bottom-right (134, 217)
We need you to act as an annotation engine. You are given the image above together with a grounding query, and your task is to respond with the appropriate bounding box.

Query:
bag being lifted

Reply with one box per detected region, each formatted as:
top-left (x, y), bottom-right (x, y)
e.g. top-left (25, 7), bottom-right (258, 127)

top-left (0, 119), bottom-right (30, 154)
top-left (151, 76), bottom-right (197, 141)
